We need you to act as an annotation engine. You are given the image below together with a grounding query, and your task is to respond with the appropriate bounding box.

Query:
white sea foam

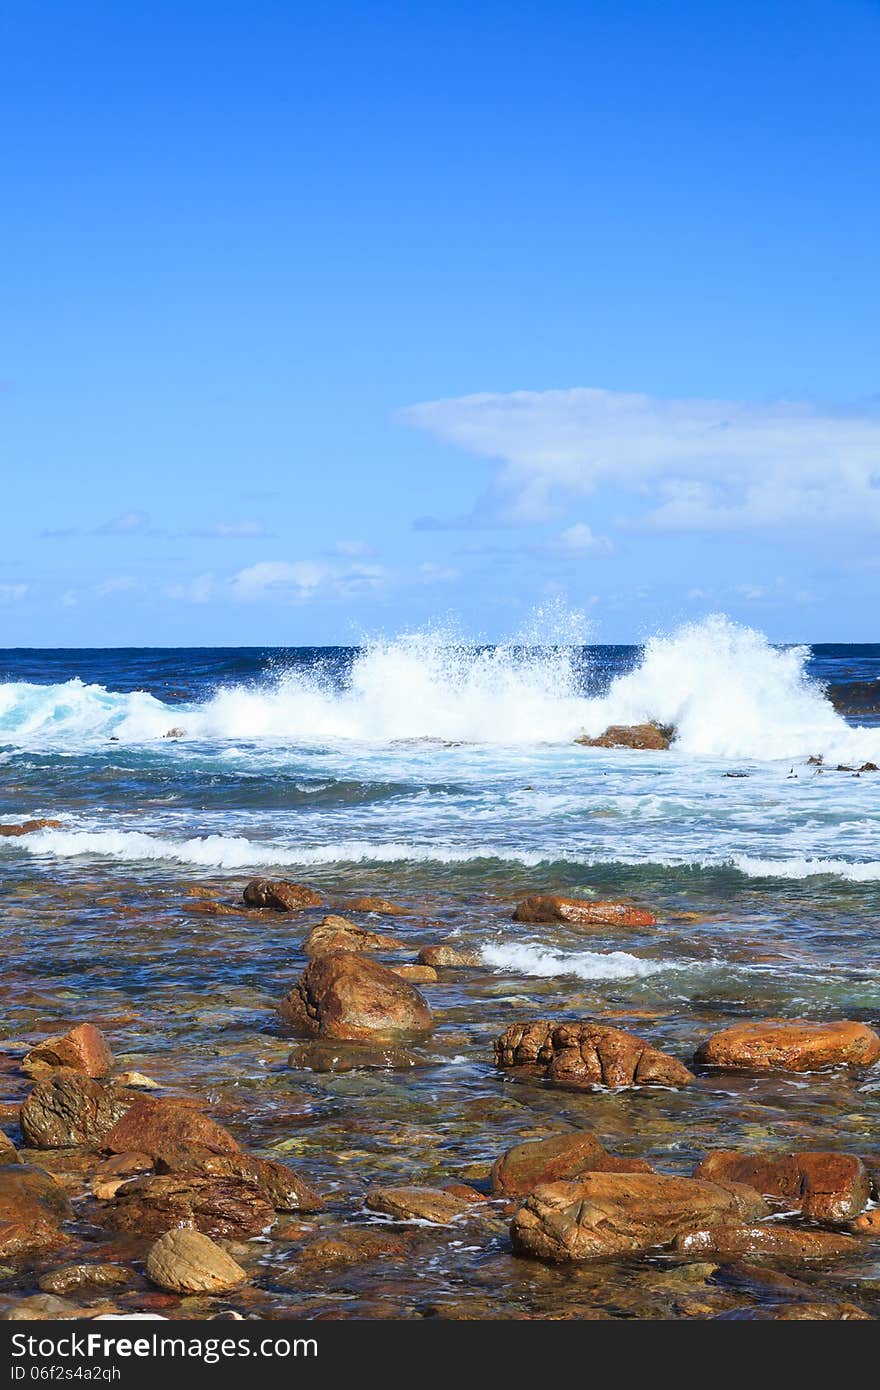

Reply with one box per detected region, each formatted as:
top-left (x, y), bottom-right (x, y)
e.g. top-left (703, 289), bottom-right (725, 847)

top-left (482, 942), bottom-right (665, 980)
top-left (0, 616), bottom-right (876, 763)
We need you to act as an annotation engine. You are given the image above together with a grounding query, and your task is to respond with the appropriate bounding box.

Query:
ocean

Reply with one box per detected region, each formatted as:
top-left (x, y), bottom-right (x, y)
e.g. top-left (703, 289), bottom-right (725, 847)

top-left (1, 614), bottom-right (879, 1317)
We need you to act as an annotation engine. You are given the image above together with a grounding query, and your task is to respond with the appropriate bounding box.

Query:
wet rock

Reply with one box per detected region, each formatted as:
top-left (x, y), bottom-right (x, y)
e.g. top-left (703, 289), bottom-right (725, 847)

top-left (494, 1019), bottom-right (695, 1089)
top-left (575, 723), bottom-right (674, 750)
top-left (675, 1224), bottom-right (860, 1259)
top-left (0, 1164), bottom-right (72, 1257)
top-left (772, 1302), bottom-right (872, 1320)
top-left (365, 1186), bottom-right (480, 1224)
top-left (115, 1071), bottom-right (160, 1090)
top-left (512, 896), bottom-right (657, 928)
top-left (695, 1150), bottom-right (871, 1223)
top-left (417, 944), bottom-right (482, 969)
top-left (103, 1097), bottom-right (240, 1160)
top-left (2, 1294), bottom-right (78, 1319)
top-left (243, 879), bottom-right (323, 912)
top-left (146, 1228), bottom-right (247, 1294)
top-left (104, 1174), bottom-right (275, 1238)
top-left (288, 1040), bottom-right (426, 1072)
top-left (20, 1071), bottom-right (133, 1148)
top-left (302, 915), bottom-right (407, 957)
top-left (347, 897), bottom-right (406, 915)
top-left (38, 1263), bottom-right (134, 1296)
top-left (280, 951), bottom-right (434, 1041)
top-left (154, 1150), bottom-right (323, 1212)
top-left (91, 1151), bottom-right (154, 1199)
top-left (511, 1172), bottom-right (766, 1262)
top-left (23, 1023), bottom-right (114, 1080)
top-left (0, 819), bottom-right (63, 837)
top-left (491, 1131), bottom-right (653, 1196)
top-left (296, 1227), bottom-right (416, 1268)
top-left (391, 965), bottom-right (438, 983)
top-left (694, 1020), bottom-right (880, 1072)
top-left (0, 1132), bottom-right (20, 1163)
top-left (852, 1209), bottom-right (880, 1236)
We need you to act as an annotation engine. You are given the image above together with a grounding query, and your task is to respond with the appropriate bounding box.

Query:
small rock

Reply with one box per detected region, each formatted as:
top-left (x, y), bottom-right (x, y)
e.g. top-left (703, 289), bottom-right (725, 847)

top-left (391, 965), bottom-right (438, 983)
top-left (154, 1150), bottom-right (323, 1213)
top-left (288, 1041), bottom-right (426, 1072)
top-left (38, 1263), bottom-right (133, 1296)
top-left (695, 1150), bottom-right (871, 1223)
top-left (511, 895), bottom-right (657, 928)
top-left (2, 1294), bottom-right (79, 1320)
top-left (694, 1020), bottom-right (880, 1072)
top-left (280, 951), bottom-right (434, 1041)
top-left (104, 1175), bottom-right (274, 1239)
top-left (365, 1186), bottom-right (480, 1225)
top-left (302, 915), bottom-right (407, 957)
top-left (346, 897), bottom-right (407, 915)
top-left (146, 1228), bottom-right (247, 1295)
top-left (574, 723), bottom-right (674, 750)
top-left (115, 1072), bottom-right (161, 1090)
top-left (23, 1023), bottom-right (113, 1080)
top-left (0, 819), bottom-right (63, 837)
top-left (417, 944), bottom-right (482, 969)
top-left (243, 879), bottom-right (322, 912)
top-left (675, 1224), bottom-right (860, 1259)
top-left (851, 1208), bottom-right (880, 1236)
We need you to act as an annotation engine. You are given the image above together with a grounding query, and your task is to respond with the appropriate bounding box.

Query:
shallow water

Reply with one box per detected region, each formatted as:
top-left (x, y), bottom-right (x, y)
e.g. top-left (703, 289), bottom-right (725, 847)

top-left (0, 620), bottom-right (878, 1319)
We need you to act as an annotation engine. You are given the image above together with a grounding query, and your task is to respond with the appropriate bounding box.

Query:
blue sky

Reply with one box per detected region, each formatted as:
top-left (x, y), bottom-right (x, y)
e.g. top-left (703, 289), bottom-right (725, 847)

top-left (3, 0), bottom-right (880, 645)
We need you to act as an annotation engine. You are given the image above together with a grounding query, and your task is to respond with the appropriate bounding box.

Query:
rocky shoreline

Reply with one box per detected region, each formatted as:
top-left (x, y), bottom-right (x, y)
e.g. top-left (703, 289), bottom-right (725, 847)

top-left (0, 865), bottom-right (878, 1322)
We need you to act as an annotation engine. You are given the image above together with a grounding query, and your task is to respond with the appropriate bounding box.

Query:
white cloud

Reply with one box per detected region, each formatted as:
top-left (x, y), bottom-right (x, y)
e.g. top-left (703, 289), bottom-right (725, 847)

top-left (418, 562), bottom-right (461, 583)
top-left (552, 522), bottom-right (612, 552)
top-left (334, 539), bottom-right (373, 557)
top-left (95, 575), bottom-right (141, 597)
top-left (0, 583), bottom-right (27, 604)
top-left (166, 573), bottom-right (215, 603)
top-left (193, 520), bottom-right (270, 538)
top-left (229, 560), bottom-right (385, 603)
top-left (399, 387), bottom-right (880, 531)
top-left (95, 510), bottom-right (150, 535)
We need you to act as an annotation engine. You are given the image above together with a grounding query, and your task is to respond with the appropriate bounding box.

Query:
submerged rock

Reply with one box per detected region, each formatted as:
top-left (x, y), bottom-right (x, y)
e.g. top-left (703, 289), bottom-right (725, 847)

top-left (391, 964), bottom-right (438, 983)
top-left (280, 951), bottom-right (434, 1041)
top-left (694, 1020), bottom-right (880, 1072)
top-left (695, 1150), bottom-right (871, 1223)
top-left (296, 1227), bottom-right (416, 1269)
top-left (154, 1150), bottom-right (323, 1213)
top-left (511, 896), bottom-right (657, 928)
top-left (146, 1228), bottom-right (247, 1294)
top-left (103, 1097), bottom-right (240, 1161)
top-left (675, 1225), bottom-right (860, 1259)
top-left (20, 1072), bottom-right (133, 1148)
top-left (0, 1164), bottom-right (72, 1257)
top-left (346, 897), bottom-right (407, 915)
top-left (288, 1040), bottom-right (426, 1072)
top-left (511, 1172), bottom-right (766, 1262)
top-left (23, 1023), bottom-right (113, 1080)
top-left (491, 1131), bottom-right (653, 1197)
top-left (365, 1186), bottom-right (480, 1225)
top-left (494, 1019), bottom-right (695, 1089)
top-left (575, 723), bottom-right (674, 750)
top-left (243, 879), bottom-right (323, 912)
top-left (301, 915), bottom-right (407, 957)
top-left (38, 1263), bottom-right (134, 1296)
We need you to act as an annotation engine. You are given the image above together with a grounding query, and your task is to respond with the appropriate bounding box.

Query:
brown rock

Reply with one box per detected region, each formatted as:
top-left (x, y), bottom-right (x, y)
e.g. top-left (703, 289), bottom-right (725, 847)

top-left (38, 1263), bottom-right (133, 1296)
top-left (103, 1097), bottom-right (240, 1160)
top-left (288, 1040), bottom-right (426, 1072)
top-left (280, 951), bottom-right (433, 1041)
top-left (346, 897), bottom-right (406, 915)
top-left (0, 1164), bottom-right (72, 1258)
top-left (365, 1186), bottom-right (480, 1225)
top-left (90, 1151), bottom-right (154, 1199)
top-left (494, 1019), bottom-right (695, 1089)
top-left (0, 1132), bottom-right (19, 1163)
top-left (575, 723), bottom-right (674, 750)
top-left (154, 1150), bottom-right (323, 1212)
top-left (675, 1224), bottom-right (860, 1259)
top-left (852, 1209), bottom-right (880, 1235)
top-left (243, 879), bottom-right (323, 912)
top-left (511, 896), bottom-right (657, 928)
top-left (694, 1020), bottom-right (880, 1072)
top-left (511, 1172), bottom-right (767, 1262)
top-left (391, 964), bottom-right (438, 983)
top-left (0, 819), bottom-right (63, 837)
top-left (297, 1228), bottom-right (415, 1268)
top-left (302, 915), bottom-right (407, 957)
top-left (146, 1227), bottom-right (247, 1294)
top-left (23, 1023), bottom-right (113, 1080)
top-left (773, 1302), bottom-right (872, 1320)
top-left (491, 1131), bottom-right (653, 1197)
top-left (417, 944), bottom-right (482, 969)
top-left (20, 1072), bottom-right (133, 1148)
top-left (695, 1150), bottom-right (871, 1223)
top-left (2, 1294), bottom-right (78, 1320)
top-left (104, 1174), bottom-right (274, 1238)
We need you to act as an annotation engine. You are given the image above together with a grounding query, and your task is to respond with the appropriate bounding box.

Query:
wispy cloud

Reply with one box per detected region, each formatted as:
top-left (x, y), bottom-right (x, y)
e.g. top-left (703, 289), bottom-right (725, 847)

top-left (95, 510), bottom-right (150, 536)
top-left (0, 583), bottom-right (28, 604)
top-left (190, 520), bottom-right (272, 539)
top-left (229, 559), bottom-right (386, 603)
top-left (550, 522), bottom-right (613, 553)
top-left (95, 575), bottom-right (141, 597)
top-left (400, 388), bottom-right (880, 531)
top-left (166, 573), bottom-right (215, 603)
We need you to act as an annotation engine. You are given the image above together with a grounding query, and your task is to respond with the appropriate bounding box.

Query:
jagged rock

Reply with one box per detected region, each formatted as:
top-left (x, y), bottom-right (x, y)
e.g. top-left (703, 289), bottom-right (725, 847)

top-left (695, 1150), bottom-right (871, 1223)
top-left (23, 1023), bottom-right (113, 1080)
top-left (0, 819), bottom-right (63, 837)
top-left (103, 1174), bottom-right (274, 1239)
top-left (146, 1228), bottom-right (247, 1294)
top-left (575, 723), bottom-right (674, 750)
top-left (301, 915), bottom-right (407, 957)
top-left (694, 1020), bottom-right (880, 1072)
top-left (511, 896), bottom-right (656, 928)
top-left (243, 879), bottom-right (323, 912)
top-left (494, 1019), bottom-right (695, 1089)
top-left (20, 1071), bottom-right (133, 1148)
top-left (280, 951), bottom-right (433, 1041)
top-left (154, 1150), bottom-right (323, 1212)
top-left (511, 1172), bottom-right (767, 1262)
top-left (491, 1131), bottom-right (653, 1196)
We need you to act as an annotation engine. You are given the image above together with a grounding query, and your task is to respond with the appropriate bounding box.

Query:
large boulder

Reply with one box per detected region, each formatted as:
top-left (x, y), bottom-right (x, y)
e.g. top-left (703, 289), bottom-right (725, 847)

top-left (154, 1149), bottom-right (323, 1212)
top-left (23, 1023), bottom-right (113, 1080)
top-left (491, 1131), bottom-right (652, 1197)
top-left (280, 951), bottom-right (433, 1041)
top-left (694, 1020), bottom-right (880, 1072)
top-left (103, 1174), bottom-right (274, 1238)
top-left (243, 879), bottom-right (322, 912)
top-left (20, 1072), bottom-right (133, 1148)
top-left (0, 1164), bottom-right (72, 1258)
top-left (695, 1150), bottom-right (871, 1223)
top-left (146, 1228), bottom-right (247, 1295)
top-left (103, 1097), bottom-right (240, 1161)
top-left (301, 915), bottom-right (406, 957)
top-left (511, 896), bottom-right (656, 928)
top-left (494, 1019), bottom-right (694, 1089)
top-left (575, 723), bottom-right (674, 750)
top-left (511, 1172), bottom-right (767, 1262)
